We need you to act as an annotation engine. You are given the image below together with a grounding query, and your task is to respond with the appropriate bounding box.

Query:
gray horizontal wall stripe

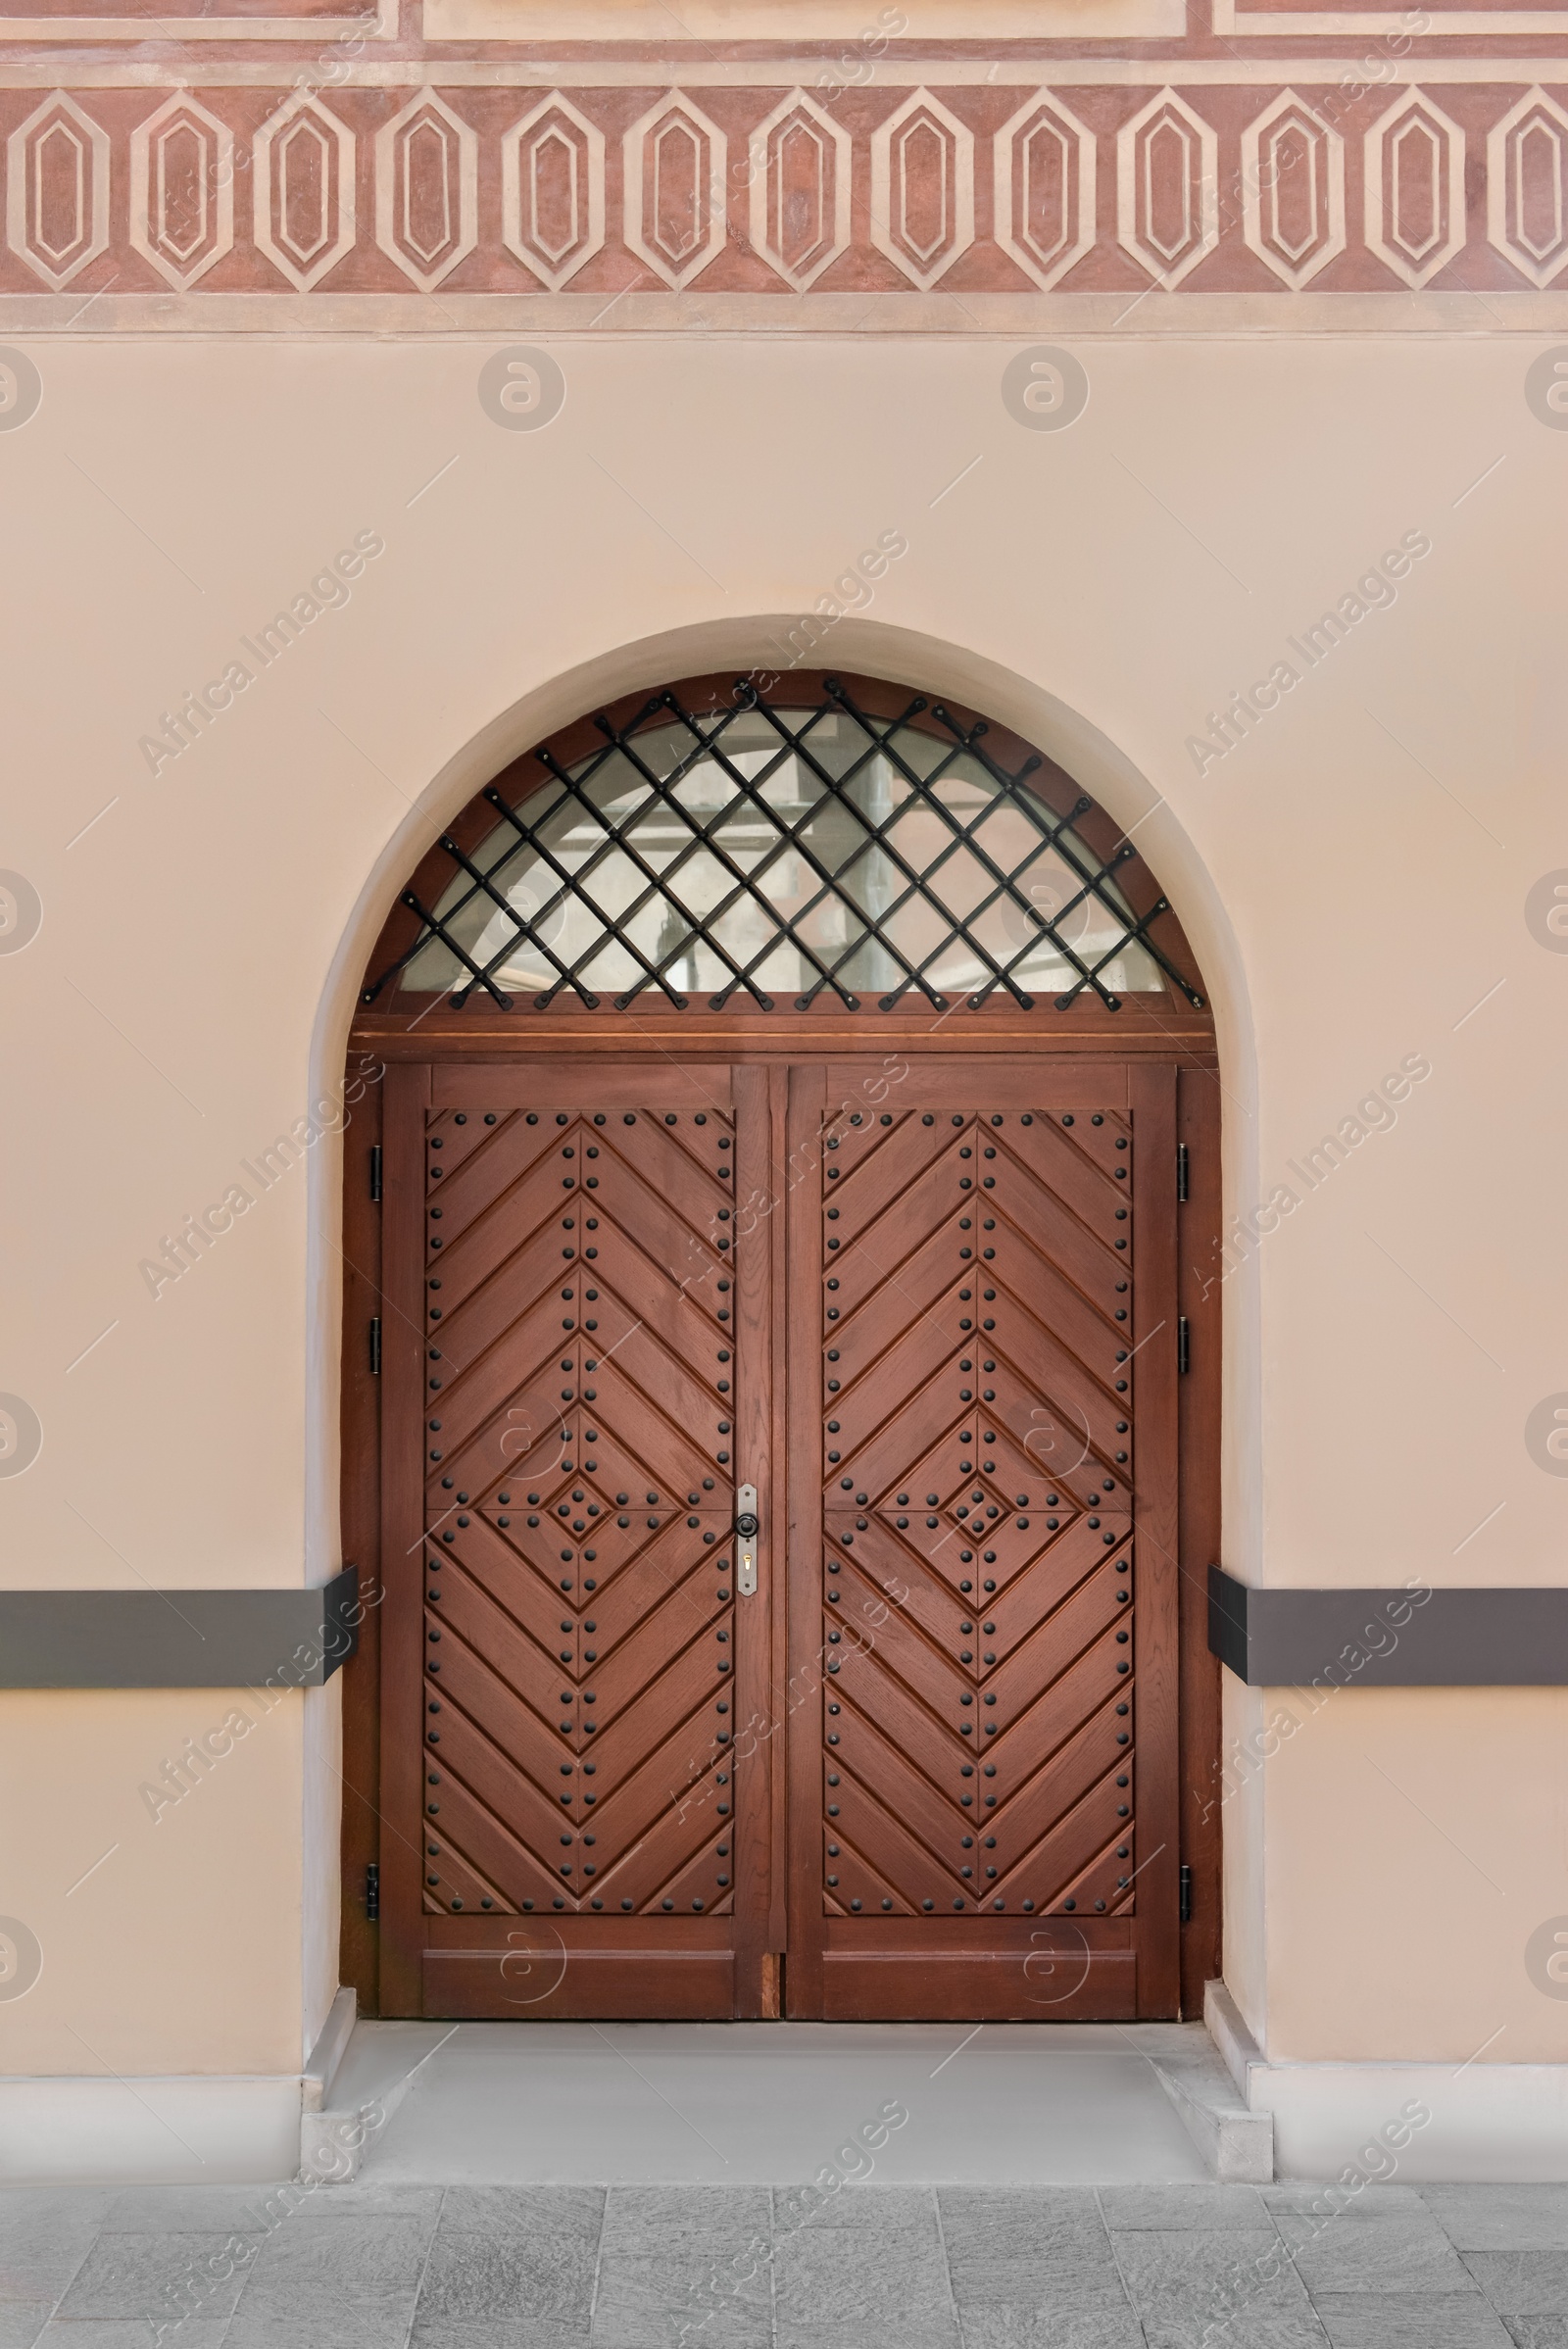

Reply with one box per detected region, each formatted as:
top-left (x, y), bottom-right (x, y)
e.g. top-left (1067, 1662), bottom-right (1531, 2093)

top-left (0, 1566), bottom-right (361, 1688)
top-left (1208, 1565), bottom-right (1568, 1688)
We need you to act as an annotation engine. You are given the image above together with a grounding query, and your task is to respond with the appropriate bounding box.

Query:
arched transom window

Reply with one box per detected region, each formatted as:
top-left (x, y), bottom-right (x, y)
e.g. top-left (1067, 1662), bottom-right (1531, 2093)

top-left (365, 676), bottom-right (1203, 1014)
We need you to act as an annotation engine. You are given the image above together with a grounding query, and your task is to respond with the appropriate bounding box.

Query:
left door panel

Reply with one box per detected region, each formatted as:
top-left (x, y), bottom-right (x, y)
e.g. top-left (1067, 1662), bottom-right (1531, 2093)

top-left (378, 1061), bottom-right (774, 2018)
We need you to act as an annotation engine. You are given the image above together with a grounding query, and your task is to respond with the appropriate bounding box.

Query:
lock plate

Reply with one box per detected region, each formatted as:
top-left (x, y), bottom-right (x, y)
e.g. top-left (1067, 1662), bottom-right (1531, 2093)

top-left (736, 1484), bottom-right (759, 1596)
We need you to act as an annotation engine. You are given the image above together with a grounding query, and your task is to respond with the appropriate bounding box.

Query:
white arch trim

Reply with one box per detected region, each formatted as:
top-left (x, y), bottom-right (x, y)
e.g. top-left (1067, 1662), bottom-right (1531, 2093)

top-left (301, 615), bottom-right (1264, 2055)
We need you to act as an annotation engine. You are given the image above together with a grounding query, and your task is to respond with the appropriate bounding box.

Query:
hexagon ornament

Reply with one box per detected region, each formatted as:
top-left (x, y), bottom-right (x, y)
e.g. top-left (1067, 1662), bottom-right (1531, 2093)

top-left (7, 90), bottom-right (110, 290)
top-left (1116, 88), bottom-right (1218, 290)
top-left (129, 94), bottom-right (234, 290)
top-left (1241, 92), bottom-right (1345, 291)
top-left (870, 89), bottom-right (976, 291)
top-left (992, 92), bottom-right (1097, 295)
top-left (502, 92), bottom-right (606, 292)
top-left (747, 89), bottom-right (852, 292)
top-left (1488, 87), bottom-right (1568, 289)
top-left (253, 91), bottom-right (357, 294)
top-left (622, 92), bottom-right (726, 290)
top-left (1363, 90), bottom-right (1467, 290)
top-left (375, 89), bottom-right (477, 292)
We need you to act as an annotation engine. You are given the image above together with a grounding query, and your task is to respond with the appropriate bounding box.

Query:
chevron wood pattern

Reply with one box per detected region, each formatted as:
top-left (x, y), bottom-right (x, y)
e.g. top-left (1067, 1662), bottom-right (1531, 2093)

top-left (379, 1060), bottom-right (777, 2019)
top-left (377, 1054), bottom-right (1181, 2021)
top-left (788, 1061), bottom-right (1180, 2021)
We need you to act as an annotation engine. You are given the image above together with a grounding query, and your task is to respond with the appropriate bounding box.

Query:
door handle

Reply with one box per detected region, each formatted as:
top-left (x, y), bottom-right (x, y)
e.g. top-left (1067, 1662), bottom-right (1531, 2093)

top-left (735, 1485), bottom-right (759, 1596)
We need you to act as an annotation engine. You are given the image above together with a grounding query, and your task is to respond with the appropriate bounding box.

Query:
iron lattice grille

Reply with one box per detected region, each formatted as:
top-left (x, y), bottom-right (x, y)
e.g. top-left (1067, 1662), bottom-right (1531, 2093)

top-left (364, 679), bottom-right (1204, 1014)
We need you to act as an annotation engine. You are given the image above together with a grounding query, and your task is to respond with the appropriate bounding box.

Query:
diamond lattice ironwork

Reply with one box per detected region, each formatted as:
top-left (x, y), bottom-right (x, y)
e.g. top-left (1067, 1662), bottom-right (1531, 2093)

top-left (363, 678), bottom-right (1203, 1015)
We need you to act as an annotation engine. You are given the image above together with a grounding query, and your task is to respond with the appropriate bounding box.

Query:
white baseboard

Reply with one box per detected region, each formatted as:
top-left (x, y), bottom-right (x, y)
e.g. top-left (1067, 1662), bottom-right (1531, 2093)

top-left (15, 2001), bottom-right (1561, 2187)
top-left (0, 2076), bottom-right (301, 2183)
top-left (1253, 2062), bottom-right (1568, 2183)
top-left (1204, 1982), bottom-right (1568, 2182)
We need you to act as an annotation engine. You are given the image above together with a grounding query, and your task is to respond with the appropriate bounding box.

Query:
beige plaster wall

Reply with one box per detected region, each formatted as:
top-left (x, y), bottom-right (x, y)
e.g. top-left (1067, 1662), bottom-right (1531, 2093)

top-left (1264, 1687), bottom-right (1568, 2064)
top-left (0, 1689), bottom-right (303, 2077)
top-left (1, 327), bottom-right (1563, 2075)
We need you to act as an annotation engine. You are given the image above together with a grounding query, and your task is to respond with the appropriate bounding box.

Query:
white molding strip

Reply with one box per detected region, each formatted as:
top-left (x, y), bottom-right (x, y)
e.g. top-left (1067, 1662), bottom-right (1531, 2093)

top-left (7, 59), bottom-right (1568, 89)
top-left (24, 0), bottom-right (1545, 32)
top-left (1219, 4), bottom-right (1568, 30)
top-left (1254, 2062), bottom-right (1568, 2182)
top-left (1205, 1983), bottom-right (1568, 2183)
top-left (0, 10), bottom-right (392, 35)
top-left (3, 286), bottom-right (1568, 333)
top-left (421, 0), bottom-right (1184, 37)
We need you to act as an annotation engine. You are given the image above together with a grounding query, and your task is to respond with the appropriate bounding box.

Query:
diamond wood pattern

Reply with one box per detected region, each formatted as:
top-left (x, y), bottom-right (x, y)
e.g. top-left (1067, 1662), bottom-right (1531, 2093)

top-left (378, 1052), bottom-right (1183, 2022)
top-left (379, 1061), bottom-right (775, 2019)
top-left (786, 1062), bottom-right (1180, 2021)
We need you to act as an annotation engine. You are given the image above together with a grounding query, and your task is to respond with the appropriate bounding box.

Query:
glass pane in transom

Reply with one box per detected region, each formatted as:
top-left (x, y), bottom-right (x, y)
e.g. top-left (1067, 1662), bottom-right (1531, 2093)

top-left (396, 702), bottom-right (1167, 999)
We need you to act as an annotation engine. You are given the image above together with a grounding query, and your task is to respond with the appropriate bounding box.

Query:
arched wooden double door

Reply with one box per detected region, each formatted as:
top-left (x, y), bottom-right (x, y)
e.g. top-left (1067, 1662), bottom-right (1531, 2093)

top-left (339, 674), bottom-right (1220, 2022)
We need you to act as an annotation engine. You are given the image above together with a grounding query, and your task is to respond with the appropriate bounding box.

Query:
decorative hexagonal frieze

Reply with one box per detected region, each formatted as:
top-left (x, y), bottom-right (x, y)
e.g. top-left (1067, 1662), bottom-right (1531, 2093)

top-left (0, 71), bottom-right (1547, 309)
top-left (129, 93), bottom-right (234, 291)
top-left (1363, 90), bottom-right (1467, 290)
top-left (992, 90), bottom-right (1097, 294)
top-left (622, 91), bottom-right (726, 291)
top-left (501, 92), bottom-right (606, 292)
top-left (1241, 91), bottom-right (1345, 291)
top-left (747, 89), bottom-right (851, 292)
top-left (6, 90), bottom-right (110, 290)
top-left (253, 90), bottom-right (357, 294)
top-left (374, 88), bottom-right (476, 292)
top-left (1487, 85), bottom-right (1568, 289)
top-left (870, 89), bottom-right (975, 291)
top-left (1116, 88), bottom-right (1218, 289)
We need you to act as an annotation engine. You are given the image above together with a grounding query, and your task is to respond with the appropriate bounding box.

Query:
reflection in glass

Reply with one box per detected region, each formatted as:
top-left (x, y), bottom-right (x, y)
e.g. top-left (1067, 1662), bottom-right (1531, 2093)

top-left (400, 706), bottom-right (1165, 1003)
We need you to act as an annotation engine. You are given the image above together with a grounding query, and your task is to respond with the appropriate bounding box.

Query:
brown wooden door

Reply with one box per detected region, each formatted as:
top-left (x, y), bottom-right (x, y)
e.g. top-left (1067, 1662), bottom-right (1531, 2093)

top-left (377, 1060), bottom-right (781, 2019)
top-left (782, 1060), bottom-right (1180, 2020)
top-left (373, 1052), bottom-right (1181, 2021)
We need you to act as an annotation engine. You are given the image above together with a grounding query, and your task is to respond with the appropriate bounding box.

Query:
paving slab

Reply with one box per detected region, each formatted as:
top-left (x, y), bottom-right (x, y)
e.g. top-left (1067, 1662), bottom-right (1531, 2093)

top-left (1309, 2290), bottom-right (1514, 2346)
top-left (0, 2200), bottom-right (114, 2307)
top-left (54, 2233), bottom-right (262, 2326)
top-left (414, 2186), bottom-right (603, 2339)
top-left (1100, 2184), bottom-right (1272, 2231)
top-left (772, 2193), bottom-right (959, 2349)
top-left (1108, 2224), bottom-right (1325, 2349)
top-left (1261, 2184), bottom-right (1427, 2220)
top-left (1422, 2190), bottom-right (1568, 2253)
top-left (590, 2184), bottom-right (770, 2349)
top-left (955, 2315), bottom-right (1150, 2349)
top-left (3, 2129), bottom-right (1565, 2349)
top-left (0, 2311), bottom-right (50, 2349)
top-left (222, 2214), bottom-right (430, 2349)
top-left (1277, 2210), bottom-right (1476, 2295)
top-left (1466, 2252), bottom-right (1568, 2317)
top-left (35, 2326), bottom-right (233, 2348)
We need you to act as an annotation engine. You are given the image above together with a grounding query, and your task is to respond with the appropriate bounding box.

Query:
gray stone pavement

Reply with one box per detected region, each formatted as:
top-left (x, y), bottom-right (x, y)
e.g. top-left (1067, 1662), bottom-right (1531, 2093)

top-left (0, 2178), bottom-right (1563, 2348)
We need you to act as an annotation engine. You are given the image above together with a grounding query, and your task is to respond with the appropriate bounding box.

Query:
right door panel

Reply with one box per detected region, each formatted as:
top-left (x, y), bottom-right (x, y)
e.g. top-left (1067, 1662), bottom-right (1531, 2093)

top-left (785, 1059), bottom-right (1181, 2020)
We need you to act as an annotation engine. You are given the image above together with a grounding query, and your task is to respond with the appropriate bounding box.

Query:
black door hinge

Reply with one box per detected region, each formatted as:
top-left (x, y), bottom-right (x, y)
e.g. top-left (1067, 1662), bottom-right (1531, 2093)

top-left (1179, 1862), bottom-right (1193, 1924)
top-left (365, 1862), bottom-right (379, 1922)
top-left (369, 1145), bottom-right (382, 1203)
top-left (1177, 1316), bottom-right (1191, 1375)
top-left (368, 1316), bottom-right (382, 1377)
top-left (1176, 1142), bottom-right (1189, 1202)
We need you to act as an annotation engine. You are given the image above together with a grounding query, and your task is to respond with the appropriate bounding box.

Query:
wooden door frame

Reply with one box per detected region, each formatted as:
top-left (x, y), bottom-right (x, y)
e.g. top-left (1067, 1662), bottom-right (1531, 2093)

top-left (338, 1024), bottom-right (1222, 2020)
